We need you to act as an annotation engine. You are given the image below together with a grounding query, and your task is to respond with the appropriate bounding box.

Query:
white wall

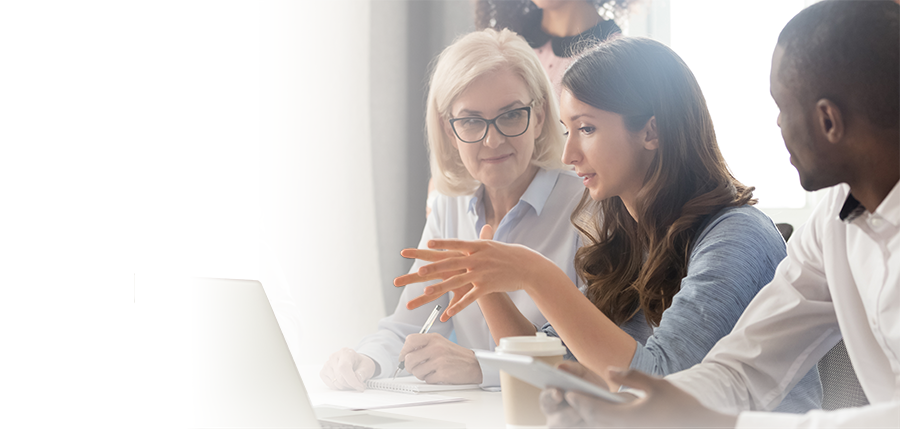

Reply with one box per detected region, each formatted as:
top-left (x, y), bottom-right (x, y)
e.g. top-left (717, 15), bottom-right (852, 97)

top-left (0, 1), bottom-right (384, 426)
top-left (258, 0), bottom-right (386, 366)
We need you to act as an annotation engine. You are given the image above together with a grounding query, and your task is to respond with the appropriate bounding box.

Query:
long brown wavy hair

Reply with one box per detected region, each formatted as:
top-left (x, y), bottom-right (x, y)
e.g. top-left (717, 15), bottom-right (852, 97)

top-left (561, 37), bottom-right (756, 326)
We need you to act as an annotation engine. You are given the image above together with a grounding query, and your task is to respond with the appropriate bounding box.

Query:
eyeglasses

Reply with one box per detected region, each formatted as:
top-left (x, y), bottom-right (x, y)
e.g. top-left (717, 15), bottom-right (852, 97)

top-left (448, 106), bottom-right (532, 144)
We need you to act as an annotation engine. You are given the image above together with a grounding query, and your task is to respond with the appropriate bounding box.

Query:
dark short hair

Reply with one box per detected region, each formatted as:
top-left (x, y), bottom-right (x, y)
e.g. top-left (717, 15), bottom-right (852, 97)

top-left (777, 0), bottom-right (899, 129)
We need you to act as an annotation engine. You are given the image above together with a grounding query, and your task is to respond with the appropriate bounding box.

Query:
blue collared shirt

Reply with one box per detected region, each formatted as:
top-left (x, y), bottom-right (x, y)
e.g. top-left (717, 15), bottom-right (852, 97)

top-left (469, 166), bottom-right (562, 242)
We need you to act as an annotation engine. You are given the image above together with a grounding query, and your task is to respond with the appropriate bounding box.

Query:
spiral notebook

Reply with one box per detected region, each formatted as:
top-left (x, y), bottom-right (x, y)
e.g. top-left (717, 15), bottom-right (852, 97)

top-left (366, 376), bottom-right (481, 394)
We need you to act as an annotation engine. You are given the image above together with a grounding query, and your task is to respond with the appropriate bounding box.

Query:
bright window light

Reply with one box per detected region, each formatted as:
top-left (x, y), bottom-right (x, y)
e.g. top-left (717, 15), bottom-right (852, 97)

top-left (669, 0), bottom-right (814, 208)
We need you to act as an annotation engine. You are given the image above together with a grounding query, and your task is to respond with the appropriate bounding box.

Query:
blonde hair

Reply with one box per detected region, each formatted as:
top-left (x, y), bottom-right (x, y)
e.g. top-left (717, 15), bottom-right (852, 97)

top-left (426, 28), bottom-right (565, 196)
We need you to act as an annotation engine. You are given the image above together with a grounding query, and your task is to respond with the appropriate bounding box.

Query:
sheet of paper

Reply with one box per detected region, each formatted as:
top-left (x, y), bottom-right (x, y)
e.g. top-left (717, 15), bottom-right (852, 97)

top-left (299, 365), bottom-right (467, 411)
top-left (366, 376), bottom-right (481, 393)
top-left (309, 389), bottom-right (467, 411)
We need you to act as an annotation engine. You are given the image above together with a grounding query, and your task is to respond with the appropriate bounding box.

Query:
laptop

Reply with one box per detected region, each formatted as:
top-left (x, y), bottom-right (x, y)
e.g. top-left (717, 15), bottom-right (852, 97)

top-left (189, 277), bottom-right (464, 428)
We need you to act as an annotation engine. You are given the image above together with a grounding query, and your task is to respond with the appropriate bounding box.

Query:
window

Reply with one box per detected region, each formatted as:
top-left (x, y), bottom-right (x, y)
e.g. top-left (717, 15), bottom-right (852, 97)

top-left (625, 0), bottom-right (823, 226)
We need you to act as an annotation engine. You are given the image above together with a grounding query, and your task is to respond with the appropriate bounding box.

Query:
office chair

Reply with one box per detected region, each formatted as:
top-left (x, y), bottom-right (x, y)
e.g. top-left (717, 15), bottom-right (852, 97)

top-left (775, 223), bottom-right (794, 241)
top-left (770, 225), bottom-right (865, 409)
top-left (817, 339), bottom-right (869, 410)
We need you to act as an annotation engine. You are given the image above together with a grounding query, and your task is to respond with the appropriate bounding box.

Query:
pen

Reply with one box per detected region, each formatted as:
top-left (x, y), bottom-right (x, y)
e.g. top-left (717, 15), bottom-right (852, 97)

top-left (393, 304), bottom-right (442, 379)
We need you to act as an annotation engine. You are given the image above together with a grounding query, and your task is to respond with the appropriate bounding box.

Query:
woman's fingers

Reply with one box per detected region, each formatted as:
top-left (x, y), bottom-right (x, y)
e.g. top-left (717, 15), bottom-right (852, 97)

top-left (426, 238), bottom-right (484, 253)
top-left (478, 224), bottom-right (494, 240)
top-left (395, 258), bottom-right (472, 287)
top-left (405, 273), bottom-right (475, 312)
top-left (443, 287), bottom-right (483, 320)
top-left (394, 272), bottom-right (432, 287)
top-left (446, 286), bottom-right (471, 309)
top-left (394, 248), bottom-right (471, 288)
top-left (406, 290), bottom-right (444, 310)
top-left (443, 284), bottom-right (475, 319)
top-left (422, 273), bottom-right (476, 296)
top-left (394, 268), bottom-right (466, 288)
top-left (416, 256), bottom-right (471, 278)
top-left (399, 248), bottom-right (463, 262)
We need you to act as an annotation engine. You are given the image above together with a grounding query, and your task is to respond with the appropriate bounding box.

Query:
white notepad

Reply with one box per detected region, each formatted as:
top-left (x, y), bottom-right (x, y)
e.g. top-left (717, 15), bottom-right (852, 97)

top-left (310, 388), bottom-right (466, 410)
top-left (366, 376), bottom-right (481, 394)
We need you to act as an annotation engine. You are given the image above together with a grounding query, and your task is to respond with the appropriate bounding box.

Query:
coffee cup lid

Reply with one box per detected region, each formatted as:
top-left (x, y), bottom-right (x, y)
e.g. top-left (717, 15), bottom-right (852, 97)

top-left (496, 332), bottom-right (566, 356)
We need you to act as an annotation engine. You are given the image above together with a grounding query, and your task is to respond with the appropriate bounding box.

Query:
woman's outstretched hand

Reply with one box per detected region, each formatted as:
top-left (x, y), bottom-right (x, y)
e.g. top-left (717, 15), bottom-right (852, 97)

top-left (394, 224), bottom-right (556, 322)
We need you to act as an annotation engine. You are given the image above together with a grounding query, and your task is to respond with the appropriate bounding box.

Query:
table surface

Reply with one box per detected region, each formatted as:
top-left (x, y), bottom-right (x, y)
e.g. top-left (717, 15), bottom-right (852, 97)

top-left (299, 365), bottom-right (507, 428)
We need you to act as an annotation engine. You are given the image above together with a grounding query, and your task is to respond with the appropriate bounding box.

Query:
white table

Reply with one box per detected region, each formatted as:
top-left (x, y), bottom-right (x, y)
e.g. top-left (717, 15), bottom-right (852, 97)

top-left (300, 366), bottom-right (507, 428)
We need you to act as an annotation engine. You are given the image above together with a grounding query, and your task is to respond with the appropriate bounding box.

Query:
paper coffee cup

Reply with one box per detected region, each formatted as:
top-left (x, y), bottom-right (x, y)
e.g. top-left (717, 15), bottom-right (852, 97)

top-left (495, 332), bottom-right (566, 429)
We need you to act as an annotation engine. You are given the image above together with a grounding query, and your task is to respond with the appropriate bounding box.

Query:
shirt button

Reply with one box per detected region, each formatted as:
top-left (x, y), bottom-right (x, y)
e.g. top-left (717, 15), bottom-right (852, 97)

top-left (870, 218), bottom-right (883, 228)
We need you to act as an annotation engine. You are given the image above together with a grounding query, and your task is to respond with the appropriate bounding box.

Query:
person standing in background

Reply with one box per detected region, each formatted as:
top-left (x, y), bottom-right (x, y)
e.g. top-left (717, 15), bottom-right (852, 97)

top-left (475, 0), bottom-right (631, 97)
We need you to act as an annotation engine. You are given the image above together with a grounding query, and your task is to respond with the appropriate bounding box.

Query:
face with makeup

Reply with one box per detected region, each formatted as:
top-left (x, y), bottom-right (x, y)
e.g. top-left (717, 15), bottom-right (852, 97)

top-left (559, 89), bottom-right (658, 209)
top-left (446, 68), bottom-right (544, 194)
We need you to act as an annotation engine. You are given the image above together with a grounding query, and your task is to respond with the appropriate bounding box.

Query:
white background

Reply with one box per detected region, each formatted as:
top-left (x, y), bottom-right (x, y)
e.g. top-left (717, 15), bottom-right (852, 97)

top-left (1, 1), bottom-right (384, 426)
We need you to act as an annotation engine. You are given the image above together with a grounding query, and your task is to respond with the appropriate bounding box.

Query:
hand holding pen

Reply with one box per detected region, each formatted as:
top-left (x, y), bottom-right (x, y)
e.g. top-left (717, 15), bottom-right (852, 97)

top-left (393, 304), bottom-right (442, 379)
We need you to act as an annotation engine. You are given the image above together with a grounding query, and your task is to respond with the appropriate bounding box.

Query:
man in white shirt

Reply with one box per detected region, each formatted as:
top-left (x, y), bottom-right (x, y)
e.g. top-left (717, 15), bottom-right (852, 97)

top-left (538, 1), bottom-right (900, 427)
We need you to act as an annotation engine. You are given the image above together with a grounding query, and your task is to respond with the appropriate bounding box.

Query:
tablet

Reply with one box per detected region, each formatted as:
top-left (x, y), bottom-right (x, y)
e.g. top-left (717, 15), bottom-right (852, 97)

top-left (474, 350), bottom-right (628, 403)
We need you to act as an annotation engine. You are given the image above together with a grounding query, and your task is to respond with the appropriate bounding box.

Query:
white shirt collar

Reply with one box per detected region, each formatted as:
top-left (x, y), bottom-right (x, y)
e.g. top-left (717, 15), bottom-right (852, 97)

top-left (871, 179), bottom-right (900, 227)
top-left (840, 180), bottom-right (900, 226)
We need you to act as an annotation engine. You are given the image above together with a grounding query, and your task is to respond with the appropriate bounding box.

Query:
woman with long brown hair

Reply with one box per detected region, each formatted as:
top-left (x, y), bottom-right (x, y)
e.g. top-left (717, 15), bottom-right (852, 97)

top-left (396, 36), bottom-right (821, 412)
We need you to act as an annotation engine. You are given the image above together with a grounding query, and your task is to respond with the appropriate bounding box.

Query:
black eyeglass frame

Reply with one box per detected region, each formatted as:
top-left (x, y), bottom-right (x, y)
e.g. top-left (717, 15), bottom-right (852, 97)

top-left (448, 106), bottom-right (532, 144)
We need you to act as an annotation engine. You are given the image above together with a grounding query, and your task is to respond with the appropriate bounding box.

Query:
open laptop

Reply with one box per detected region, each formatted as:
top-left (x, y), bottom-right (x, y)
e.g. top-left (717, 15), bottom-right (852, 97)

top-left (189, 277), bottom-right (464, 428)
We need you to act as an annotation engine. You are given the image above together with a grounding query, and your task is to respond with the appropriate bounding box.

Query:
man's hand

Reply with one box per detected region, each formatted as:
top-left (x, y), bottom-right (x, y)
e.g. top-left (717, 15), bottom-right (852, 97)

top-left (539, 361), bottom-right (612, 428)
top-left (540, 363), bottom-right (738, 428)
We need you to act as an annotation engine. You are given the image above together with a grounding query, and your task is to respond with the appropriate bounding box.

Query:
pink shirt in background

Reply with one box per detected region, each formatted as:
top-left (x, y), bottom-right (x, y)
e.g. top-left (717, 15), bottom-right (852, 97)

top-left (533, 39), bottom-right (574, 99)
top-left (517, 8), bottom-right (621, 100)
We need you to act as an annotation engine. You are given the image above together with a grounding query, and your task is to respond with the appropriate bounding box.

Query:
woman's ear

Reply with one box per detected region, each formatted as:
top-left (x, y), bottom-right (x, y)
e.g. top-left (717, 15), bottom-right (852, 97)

top-left (643, 116), bottom-right (659, 151)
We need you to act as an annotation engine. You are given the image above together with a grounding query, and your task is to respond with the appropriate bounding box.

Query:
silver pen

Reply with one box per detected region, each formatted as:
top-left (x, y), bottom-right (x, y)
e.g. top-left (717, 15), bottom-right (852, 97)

top-left (393, 304), bottom-right (442, 379)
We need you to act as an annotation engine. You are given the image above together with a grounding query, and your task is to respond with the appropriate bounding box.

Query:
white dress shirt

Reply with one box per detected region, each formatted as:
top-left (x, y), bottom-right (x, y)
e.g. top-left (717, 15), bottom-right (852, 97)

top-left (667, 181), bottom-right (900, 428)
top-left (355, 168), bottom-right (584, 386)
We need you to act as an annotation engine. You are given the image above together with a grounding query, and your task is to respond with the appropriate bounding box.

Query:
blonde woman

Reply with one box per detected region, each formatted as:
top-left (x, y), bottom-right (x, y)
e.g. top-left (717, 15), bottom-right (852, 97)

top-left (320, 29), bottom-right (584, 390)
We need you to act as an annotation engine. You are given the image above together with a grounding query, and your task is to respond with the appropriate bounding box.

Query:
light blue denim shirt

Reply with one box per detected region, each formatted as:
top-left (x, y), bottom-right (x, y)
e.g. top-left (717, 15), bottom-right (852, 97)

top-left (356, 168), bottom-right (584, 386)
top-left (542, 205), bottom-right (822, 413)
